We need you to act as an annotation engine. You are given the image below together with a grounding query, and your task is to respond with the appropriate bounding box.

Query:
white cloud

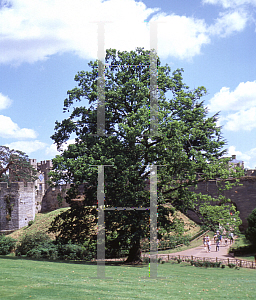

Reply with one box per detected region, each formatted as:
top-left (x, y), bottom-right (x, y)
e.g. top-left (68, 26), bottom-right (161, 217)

top-left (0, 115), bottom-right (37, 138)
top-left (45, 143), bottom-right (59, 157)
top-left (224, 107), bottom-right (256, 131)
top-left (228, 145), bottom-right (256, 168)
top-left (207, 81), bottom-right (256, 131)
top-left (45, 139), bottom-right (76, 157)
top-left (152, 13), bottom-right (210, 60)
top-left (208, 10), bottom-right (248, 37)
top-left (4, 140), bottom-right (47, 155)
top-left (208, 81), bottom-right (256, 112)
top-left (0, 92), bottom-right (12, 110)
top-left (0, 0), bottom-right (248, 64)
top-left (0, 0), bottom-right (159, 64)
top-left (202, 0), bottom-right (256, 8)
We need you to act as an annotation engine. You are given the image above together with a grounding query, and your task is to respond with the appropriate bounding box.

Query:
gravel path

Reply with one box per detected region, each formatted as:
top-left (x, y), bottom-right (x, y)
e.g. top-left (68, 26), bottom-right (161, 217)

top-left (158, 238), bottom-right (235, 259)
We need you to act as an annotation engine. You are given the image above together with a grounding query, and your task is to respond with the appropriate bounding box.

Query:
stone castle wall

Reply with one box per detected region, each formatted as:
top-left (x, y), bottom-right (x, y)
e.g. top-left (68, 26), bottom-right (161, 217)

top-left (40, 185), bottom-right (70, 212)
top-left (187, 177), bottom-right (256, 231)
top-left (0, 182), bottom-right (35, 233)
top-left (1, 156), bottom-right (256, 233)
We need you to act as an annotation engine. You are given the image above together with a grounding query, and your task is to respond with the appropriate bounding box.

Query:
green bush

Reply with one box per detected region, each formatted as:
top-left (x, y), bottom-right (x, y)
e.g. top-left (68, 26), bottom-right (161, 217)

top-left (228, 263), bottom-right (236, 268)
top-left (142, 257), bottom-right (149, 264)
top-left (221, 264), bottom-right (225, 268)
top-left (57, 242), bottom-right (88, 260)
top-left (28, 220), bottom-right (34, 227)
top-left (245, 208), bottom-right (256, 245)
top-left (190, 260), bottom-right (222, 268)
top-left (0, 235), bottom-right (16, 255)
top-left (27, 241), bottom-right (59, 260)
top-left (16, 232), bottom-right (51, 256)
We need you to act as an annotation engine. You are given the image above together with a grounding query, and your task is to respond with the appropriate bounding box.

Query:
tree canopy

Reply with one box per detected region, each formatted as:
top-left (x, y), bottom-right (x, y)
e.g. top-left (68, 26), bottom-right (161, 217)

top-left (49, 48), bottom-right (242, 262)
top-left (0, 146), bottom-right (37, 184)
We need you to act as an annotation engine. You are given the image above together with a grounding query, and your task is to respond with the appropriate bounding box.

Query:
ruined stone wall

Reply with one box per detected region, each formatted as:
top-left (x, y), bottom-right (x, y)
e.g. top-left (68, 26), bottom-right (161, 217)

top-left (188, 177), bottom-right (256, 230)
top-left (0, 182), bottom-right (35, 233)
top-left (40, 185), bottom-right (70, 212)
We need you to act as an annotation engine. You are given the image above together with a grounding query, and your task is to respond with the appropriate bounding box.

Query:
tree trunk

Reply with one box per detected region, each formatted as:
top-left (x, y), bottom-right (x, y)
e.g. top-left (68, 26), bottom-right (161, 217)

top-left (125, 240), bottom-right (142, 263)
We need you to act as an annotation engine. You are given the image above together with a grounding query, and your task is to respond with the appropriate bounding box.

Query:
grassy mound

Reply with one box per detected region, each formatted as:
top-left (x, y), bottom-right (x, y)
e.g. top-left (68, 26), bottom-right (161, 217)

top-left (7, 207), bottom-right (69, 242)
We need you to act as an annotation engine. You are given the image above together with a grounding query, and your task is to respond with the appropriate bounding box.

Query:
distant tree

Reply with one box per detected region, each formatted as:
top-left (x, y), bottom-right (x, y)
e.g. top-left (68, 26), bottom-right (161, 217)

top-left (245, 208), bottom-right (256, 245)
top-left (0, 146), bottom-right (37, 183)
top-left (49, 47), bottom-right (242, 262)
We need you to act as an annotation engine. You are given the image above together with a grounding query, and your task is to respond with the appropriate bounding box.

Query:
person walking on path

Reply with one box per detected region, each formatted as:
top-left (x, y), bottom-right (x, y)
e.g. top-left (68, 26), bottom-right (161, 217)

top-left (207, 239), bottom-right (211, 253)
top-left (219, 234), bottom-right (222, 245)
top-left (216, 240), bottom-right (220, 252)
top-left (230, 232), bottom-right (234, 244)
top-left (203, 236), bottom-right (206, 251)
top-left (214, 233), bottom-right (217, 244)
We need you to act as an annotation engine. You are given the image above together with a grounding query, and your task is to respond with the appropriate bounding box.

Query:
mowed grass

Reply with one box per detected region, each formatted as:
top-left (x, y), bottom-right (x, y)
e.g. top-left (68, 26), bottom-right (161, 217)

top-left (0, 257), bottom-right (255, 299)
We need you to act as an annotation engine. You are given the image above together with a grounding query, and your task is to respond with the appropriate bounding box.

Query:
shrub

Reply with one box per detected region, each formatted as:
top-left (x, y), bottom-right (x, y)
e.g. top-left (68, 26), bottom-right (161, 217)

top-left (57, 242), bottom-right (88, 260)
top-left (16, 232), bottom-right (51, 256)
top-left (158, 257), bottom-right (162, 263)
top-left (245, 208), bottom-right (256, 245)
top-left (221, 264), bottom-right (225, 268)
top-left (142, 257), bottom-right (149, 264)
top-left (27, 241), bottom-right (59, 260)
top-left (190, 260), bottom-right (222, 268)
top-left (28, 220), bottom-right (34, 227)
top-left (0, 235), bottom-right (16, 255)
top-left (204, 261), bottom-right (211, 268)
top-left (228, 263), bottom-right (236, 268)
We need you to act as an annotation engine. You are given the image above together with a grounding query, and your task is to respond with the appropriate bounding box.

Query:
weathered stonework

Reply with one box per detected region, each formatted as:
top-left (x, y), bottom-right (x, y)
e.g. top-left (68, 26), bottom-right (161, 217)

top-left (0, 182), bottom-right (35, 233)
top-left (40, 185), bottom-right (70, 212)
top-left (187, 177), bottom-right (256, 231)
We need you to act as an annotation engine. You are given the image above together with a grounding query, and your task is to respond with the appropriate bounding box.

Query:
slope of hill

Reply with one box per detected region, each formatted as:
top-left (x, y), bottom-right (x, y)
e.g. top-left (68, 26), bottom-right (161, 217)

top-left (7, 206), bottom-right (201, 243)
top-left (8, 207), bottom-right (69, 242)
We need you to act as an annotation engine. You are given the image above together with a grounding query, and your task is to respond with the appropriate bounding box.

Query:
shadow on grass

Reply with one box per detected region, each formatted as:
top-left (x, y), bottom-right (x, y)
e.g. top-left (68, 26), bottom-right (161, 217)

top-left (0, 255), bottom-right (149, 268)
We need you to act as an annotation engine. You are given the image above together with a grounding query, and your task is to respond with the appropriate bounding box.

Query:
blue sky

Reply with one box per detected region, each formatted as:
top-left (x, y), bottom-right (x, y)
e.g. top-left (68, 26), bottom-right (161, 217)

top-left (0, 0), bottom-right (256, 168)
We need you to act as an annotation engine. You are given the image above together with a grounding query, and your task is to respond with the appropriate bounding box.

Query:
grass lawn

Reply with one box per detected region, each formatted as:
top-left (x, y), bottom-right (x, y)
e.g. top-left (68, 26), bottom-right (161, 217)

top-left (236, 255), bottom-right (255, 261)
top-left (0, 256), bottom-right (255, 299)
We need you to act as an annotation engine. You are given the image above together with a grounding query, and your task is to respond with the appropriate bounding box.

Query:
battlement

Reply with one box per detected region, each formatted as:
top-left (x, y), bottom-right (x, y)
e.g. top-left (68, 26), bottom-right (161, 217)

top-left (0, 181), bottom-right (35, 190)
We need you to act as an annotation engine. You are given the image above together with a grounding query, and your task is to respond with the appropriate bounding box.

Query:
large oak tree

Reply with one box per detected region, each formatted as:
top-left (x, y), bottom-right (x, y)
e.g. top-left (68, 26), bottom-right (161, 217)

top-left (49, 48), bottom-right (241, 262)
